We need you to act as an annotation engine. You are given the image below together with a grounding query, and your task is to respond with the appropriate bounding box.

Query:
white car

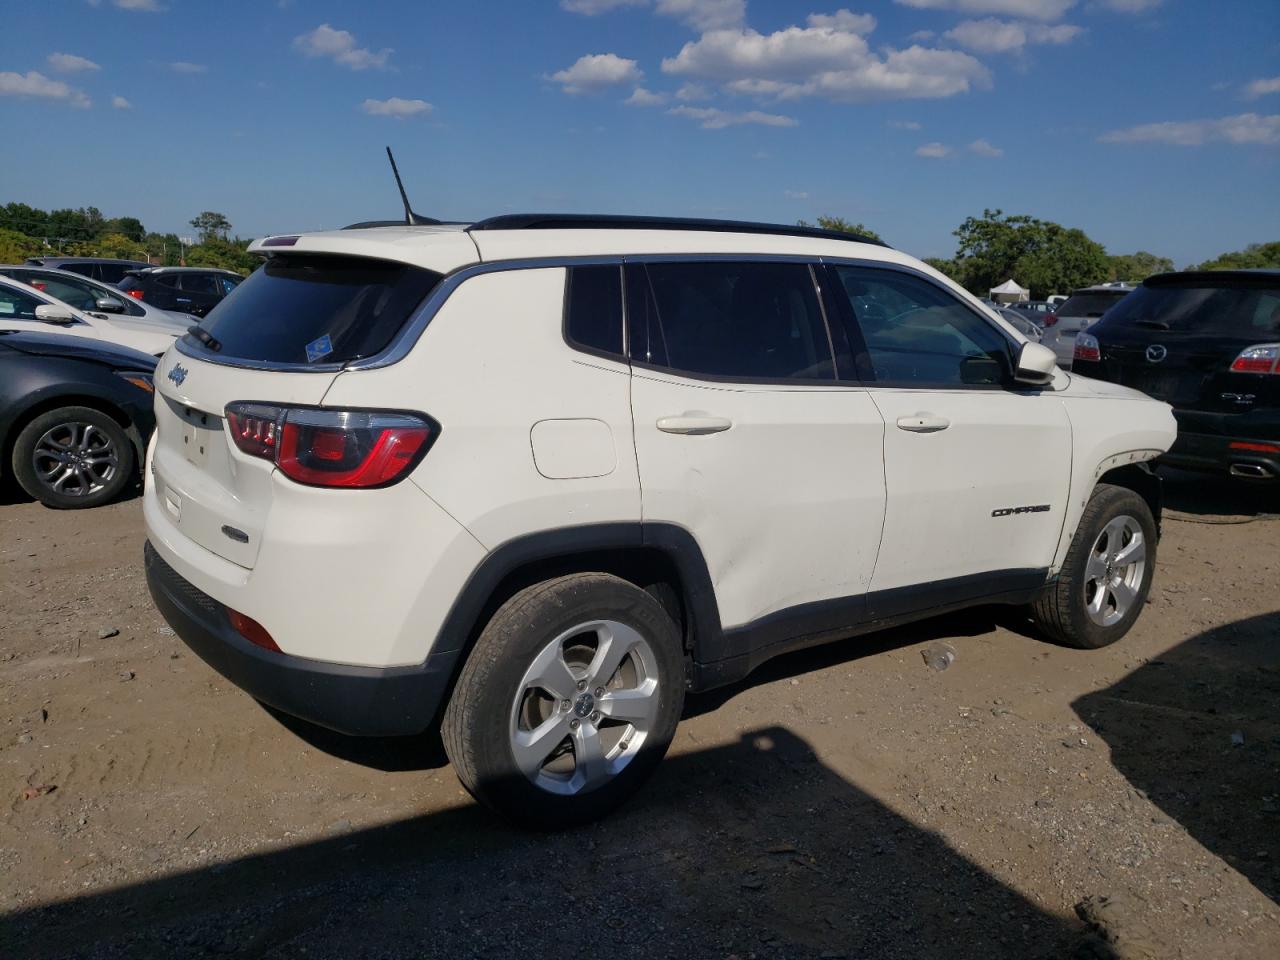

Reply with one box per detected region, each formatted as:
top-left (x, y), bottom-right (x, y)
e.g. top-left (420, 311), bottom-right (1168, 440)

top-left (0, 264), bottom-right (199, 331)
top-left (0, 274), bottom-right (180, 356)
top-left (142, 215), bottom-right (1176, 827)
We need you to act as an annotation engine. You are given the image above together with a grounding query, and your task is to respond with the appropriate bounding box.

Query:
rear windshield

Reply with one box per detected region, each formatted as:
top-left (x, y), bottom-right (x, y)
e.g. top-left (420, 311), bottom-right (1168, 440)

top-left (1102, 282), bottom-right (1280, 336)
top-left (1056, 291), bottom-right (1129, 318)
top-left (182, 256), bottom-right (441, 365)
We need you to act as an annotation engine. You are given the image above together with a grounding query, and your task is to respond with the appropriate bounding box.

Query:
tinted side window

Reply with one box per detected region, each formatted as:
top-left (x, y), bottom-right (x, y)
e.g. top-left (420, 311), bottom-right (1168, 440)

top-left (564, 265), bottom-right (623, 357)
top-left (154, 274), bottom-right (181, 289)
top-left (0, 286), bottom-right (42, 320)
top-left (831, 266), bottom-right (1012, 387)
top-left (95, 264), bottom-right (130, 284)
top-left (637, 262), bottom-right (833, 381)
top-left (181, 274), bottom-right (218, 294)
top-left (59, 262), bottom-right (95, 279)
top-left (36, 277), bottom-right (98, 310)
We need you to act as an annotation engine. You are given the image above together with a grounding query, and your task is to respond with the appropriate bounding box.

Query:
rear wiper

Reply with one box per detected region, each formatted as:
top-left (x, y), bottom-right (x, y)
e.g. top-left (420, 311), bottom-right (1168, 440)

top-left (1134, 319), bottom-right (1171, 330)
top-left (188, 325), bottom-right (222, 352)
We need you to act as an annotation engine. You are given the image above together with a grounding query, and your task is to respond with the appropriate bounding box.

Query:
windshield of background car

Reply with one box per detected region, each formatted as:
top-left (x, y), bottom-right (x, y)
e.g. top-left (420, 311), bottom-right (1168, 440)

top-left (1056, 291), bottom-right (1129, 318)
top-left (1101, 281), bottom-right (1280, 337)
top-left (180, 255), bottom-right (441, 365)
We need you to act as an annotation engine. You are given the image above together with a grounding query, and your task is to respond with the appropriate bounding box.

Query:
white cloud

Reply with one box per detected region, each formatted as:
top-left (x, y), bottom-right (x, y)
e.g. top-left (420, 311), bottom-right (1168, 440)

top-left (111, 94), bottom-right (132, 109)
top-left (103, 0), bottom-right (165, 10)
top-left (1243, 77), bottom-right (1280, 100)
top-left (361, 97), bottom-right (433, 118)
top-left (908, 29), bottom-right (937, 41)
top-left (48, 52), bottom-right (101, 73)
top-left (889, 119), bottom-right (923, 129)
top-left (969, 137), bottom-right (1003, 155)
top-left (784, 189), bottom-right (809, 199)
top-left (656, 0), bottom-right (746, 31)
top-left (916, 141), bottom-right (951, 157)
top-left (1089, 0), bottom-right (1162, 11)
top-left (675, 82), bottom-right (712, 100)
top-left (293, 24), bottom-right (391, 71)
top-left (624, 86), bottom-right (668, 105)
top-left (668, 105), bottom-right (798, 128)
top-left (944, 18), bottom-right (1083, 53)
top-left (805, 9), bottom-right (877, 34)
top-left (0, 70), bottom-right (91, 108)
top-left (550, 53), bottom-right (642, 94)
top-left (169, 61), bottom-right (207, 74)
top-left (662, 22), bottom-right (991, 103)
top-left (560, 0), bottom-right (647, 12)
top-left (1100, 113), bottom-right (1280, 146)
top-left (894, 0), bottom-right (1076, 21)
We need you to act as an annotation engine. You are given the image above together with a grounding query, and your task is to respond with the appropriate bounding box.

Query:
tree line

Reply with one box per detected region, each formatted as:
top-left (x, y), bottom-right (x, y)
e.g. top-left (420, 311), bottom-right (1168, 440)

top-left (802, 212), bottom-right (1278, 301)
top-left (0, 203), bottom-right (259, 275)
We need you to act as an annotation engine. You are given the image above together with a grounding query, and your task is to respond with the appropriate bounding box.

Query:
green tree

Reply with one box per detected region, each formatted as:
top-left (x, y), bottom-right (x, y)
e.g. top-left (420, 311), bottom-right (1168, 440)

top-left (0, 228), bottom-right (42, 263)
top-left (922, 257), bottom-right (960, 280)
top-left (184, 236), bottom-right (259, 275)
top-left (1193, 241), bottom-right (1280, 271)
top-left (1107, 251), bottom-right (1174, 282)
top-left (0, 202), bottom-right (49, 237)
top-left (950, 209), bottom-right (1109, 300)
top-left (103, 216), bottom-right (146, 242)
top-left (190, 211), bottom-right (232, 243)
top-left (798, 216), bottom-right (883, 243)
top-left (94, 232), bottom-right (149, 261)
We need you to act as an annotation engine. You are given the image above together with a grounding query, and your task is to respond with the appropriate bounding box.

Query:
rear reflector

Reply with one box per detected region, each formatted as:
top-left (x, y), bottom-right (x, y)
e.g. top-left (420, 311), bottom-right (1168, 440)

top-left (1074, 333), bottom-right (1101, 363)
top-left (1230, 344), bottom-right (1280, 375)
top-left (225, 402), bottom-right (436, 489)
top-left (1229, 441), bottom-right (1280, 454)
top-left (228, 608), bottom-right (280, 653)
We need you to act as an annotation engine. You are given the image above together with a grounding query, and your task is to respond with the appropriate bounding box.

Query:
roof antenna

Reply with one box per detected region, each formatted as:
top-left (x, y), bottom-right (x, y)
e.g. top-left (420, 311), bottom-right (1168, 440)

top-left (386, 147), bottom-right (440, 226)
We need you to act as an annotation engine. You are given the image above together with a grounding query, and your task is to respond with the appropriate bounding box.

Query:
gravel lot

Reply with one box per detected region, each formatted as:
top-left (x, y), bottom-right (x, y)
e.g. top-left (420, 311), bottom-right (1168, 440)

top-left (1, 471), bottom-right (1277, 960)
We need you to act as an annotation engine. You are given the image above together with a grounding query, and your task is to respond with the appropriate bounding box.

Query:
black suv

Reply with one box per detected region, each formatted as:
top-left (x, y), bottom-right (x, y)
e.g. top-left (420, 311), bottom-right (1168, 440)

top-left (118, 267), bottom-right (243, 318)
top-left (25, 256), bottom-right (153, 285)
top-left (1073, 270), bottom-right (1279, 481)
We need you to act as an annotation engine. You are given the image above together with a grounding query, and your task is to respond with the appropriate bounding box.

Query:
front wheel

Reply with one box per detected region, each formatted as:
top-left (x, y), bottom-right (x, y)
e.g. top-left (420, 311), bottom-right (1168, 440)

top-left (11, 406), bottom-right (135, 509)
top-left (441, 573), bottom-right (685, 828)
top-left (1031, 483), bottom-right (1157, 649)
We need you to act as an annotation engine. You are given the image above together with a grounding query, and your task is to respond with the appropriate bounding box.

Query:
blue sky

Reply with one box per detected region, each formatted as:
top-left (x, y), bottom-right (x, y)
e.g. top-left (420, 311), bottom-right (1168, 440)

top-left (1, 0), bottom-right (1277, 265)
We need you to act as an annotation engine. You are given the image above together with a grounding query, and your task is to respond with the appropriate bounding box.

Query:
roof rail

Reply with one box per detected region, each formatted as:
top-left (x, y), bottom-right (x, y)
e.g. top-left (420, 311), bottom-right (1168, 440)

top-left (466, 213), bottom-right (889, 247)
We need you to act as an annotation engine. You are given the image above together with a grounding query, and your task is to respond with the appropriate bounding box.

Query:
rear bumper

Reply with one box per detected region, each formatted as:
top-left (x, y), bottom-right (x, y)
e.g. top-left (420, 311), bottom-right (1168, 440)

top-left (1161, 418), bottom-right (1280, 481)
top-left (145, 541), bottom-right (457, 736)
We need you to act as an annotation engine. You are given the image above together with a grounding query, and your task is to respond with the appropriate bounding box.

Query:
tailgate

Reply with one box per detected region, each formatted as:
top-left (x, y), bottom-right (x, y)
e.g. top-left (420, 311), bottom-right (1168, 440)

top-left (150, 351), bottom-right (337, 568)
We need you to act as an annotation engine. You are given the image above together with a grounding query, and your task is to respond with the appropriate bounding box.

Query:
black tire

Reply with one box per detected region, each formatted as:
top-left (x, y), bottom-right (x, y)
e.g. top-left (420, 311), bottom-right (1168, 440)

top-left (442, 573), bottom-right (685, 828)
top-left (10, 406), bottom-right (135, 510)
top-left (1031, 483), bottom-right (1157, 649)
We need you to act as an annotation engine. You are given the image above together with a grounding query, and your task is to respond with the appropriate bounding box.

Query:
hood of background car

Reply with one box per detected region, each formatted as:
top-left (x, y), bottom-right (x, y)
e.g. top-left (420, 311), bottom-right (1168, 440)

top-left (0, 330), bottom-right (157, 370)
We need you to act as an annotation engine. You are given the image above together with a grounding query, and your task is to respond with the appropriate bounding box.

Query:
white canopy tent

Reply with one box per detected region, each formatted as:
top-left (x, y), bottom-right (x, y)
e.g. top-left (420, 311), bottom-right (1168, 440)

top-left (989, 279), bottom-right (1030, 303)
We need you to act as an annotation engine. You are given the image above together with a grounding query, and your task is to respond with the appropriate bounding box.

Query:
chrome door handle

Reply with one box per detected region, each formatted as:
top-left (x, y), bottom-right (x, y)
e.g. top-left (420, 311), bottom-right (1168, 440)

top-left (896, 414), bottom-right (950, 433)
top-left (656, 413), bottom-right (733, 435)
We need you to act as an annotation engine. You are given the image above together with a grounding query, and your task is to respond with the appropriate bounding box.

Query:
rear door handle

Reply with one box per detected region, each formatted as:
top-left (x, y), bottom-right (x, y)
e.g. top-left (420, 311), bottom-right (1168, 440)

top-left (656, 413), bottom-right (733, 435)
top-left (896, 414), bottom-right (950, 433)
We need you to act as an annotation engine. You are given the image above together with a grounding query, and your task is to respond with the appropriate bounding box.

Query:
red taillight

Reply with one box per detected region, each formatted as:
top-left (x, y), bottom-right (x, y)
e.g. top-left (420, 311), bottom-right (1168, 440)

top-left (1229, 441), bottom-right (1280, 454)
top-left (228, 608), bottom-right (280, 653)
top-left (1043, 313), bottom-right (1058, 328)
top-left (126, 289), bottom-right (145, 299)
top-left (1074, 333), bottom-right (1101, 363)
top-left (1229, 344), bottom-right (1280, 375)
top-left (30, 281), bottom-right (47, 291)
top-left (224, 403), bottom-right (435, 489)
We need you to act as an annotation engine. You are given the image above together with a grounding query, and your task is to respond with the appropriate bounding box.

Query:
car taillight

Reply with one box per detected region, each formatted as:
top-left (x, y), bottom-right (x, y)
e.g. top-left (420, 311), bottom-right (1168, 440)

top-left (1043, 313), bottom-right (1058, 328)
top-left (224, 402), bottom-right (436, 488)
top-left (30, 281), bottom-right (47, 291)
top-left (1074, 333), bottom-right (1101, 363)
top-left (125, 289), bottom-right (145, 299)
top-left (1229, 343), bottom-right (1280, 375)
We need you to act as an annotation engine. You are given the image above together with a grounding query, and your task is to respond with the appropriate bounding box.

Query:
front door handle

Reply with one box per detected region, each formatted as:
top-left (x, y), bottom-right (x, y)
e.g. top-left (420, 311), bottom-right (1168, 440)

top-left (896, 413), bottom-right (950, 433)
top-left (656, 413), bottom-right (733, 435)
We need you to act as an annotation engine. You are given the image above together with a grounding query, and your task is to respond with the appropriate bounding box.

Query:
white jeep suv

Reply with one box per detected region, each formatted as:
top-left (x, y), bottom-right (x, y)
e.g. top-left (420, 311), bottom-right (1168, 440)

top-left (143, 215), bottom-right (1176, 826)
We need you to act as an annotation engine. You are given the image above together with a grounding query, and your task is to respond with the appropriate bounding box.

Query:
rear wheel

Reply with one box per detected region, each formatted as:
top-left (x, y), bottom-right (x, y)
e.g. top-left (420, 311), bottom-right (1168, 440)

top-left (442, 573), bottom-right (684, 828)
top-left (1031, 483), bottom-right (1156, 649)
top-left (11, 406), bottom-right (134, 509)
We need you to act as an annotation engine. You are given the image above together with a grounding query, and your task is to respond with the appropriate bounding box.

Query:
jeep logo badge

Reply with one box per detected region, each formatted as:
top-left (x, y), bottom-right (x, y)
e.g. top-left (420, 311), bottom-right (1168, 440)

top-left (167, 364), bottom-right (188, 386)
top-left (1145, 344), bottom-right (1167, 363)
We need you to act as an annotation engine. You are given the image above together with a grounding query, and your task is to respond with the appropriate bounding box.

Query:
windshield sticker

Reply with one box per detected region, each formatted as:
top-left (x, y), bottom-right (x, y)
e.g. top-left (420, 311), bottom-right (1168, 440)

top-left (305, 334), bottom-right (333, 363)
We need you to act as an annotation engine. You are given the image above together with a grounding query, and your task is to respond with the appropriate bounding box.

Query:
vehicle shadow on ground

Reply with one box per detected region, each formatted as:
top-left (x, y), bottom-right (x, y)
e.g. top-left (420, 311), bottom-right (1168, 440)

top-left (1074, 610), bottom-right (1280, 904)
top-left (1, 725), bottom-right (1111, 960)
top-left (1159, 467), bottom-right (1278, 518)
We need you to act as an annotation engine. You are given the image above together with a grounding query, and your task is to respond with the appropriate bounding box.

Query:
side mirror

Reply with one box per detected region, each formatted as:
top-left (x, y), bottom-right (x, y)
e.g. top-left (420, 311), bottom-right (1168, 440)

top-left (34, 304), bottom-right (77, 325)
top-left (94, 296), bottom-right (126, 313)
top-left (1014, 341), bottom-right (1058, 386)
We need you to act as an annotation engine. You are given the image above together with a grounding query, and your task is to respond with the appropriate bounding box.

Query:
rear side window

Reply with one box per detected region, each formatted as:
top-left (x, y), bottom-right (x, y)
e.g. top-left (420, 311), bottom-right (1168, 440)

top-left (564, 265), bottom-right (623, 357)
top-left (95, 264), bottom-right (131, 284)
top-left (1057, 291), bottom-right (1128, 318)
top-left (1102, 282), bottom-right (1280, 336)
top-left (58, 262), bottom-right (95, 279)
top-left (830, 265), bottom-right (1012, 387)
top-left (629, 261), bottom-right (833, 381)
top-left (181, 274), bottom-right (218, 295)
top-left (154, 274), bottom-right (181, 289)
top-left (184, 255), bottom-right (441, 365)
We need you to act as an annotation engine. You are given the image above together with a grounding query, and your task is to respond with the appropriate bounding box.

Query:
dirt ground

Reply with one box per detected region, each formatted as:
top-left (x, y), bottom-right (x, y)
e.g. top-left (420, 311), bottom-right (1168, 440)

top-left (1, 471), bottom-right (1277, 960)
